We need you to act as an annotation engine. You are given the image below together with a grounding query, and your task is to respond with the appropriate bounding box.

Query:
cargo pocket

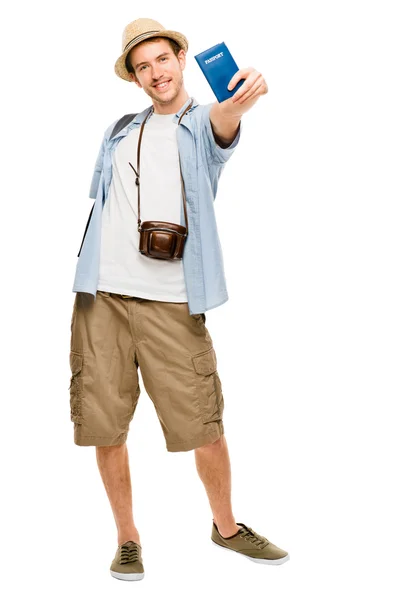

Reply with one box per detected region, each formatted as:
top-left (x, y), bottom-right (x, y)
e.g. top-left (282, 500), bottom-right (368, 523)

top-left (68, 351), bottom-right (84, 424)
top-left (192, 347), bottom-right (224, 424)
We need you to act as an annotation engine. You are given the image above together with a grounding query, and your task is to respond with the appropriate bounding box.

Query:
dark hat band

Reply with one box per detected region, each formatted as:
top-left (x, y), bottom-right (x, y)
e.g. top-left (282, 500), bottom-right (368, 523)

top-left (124, 30), bottom-right (162, 53)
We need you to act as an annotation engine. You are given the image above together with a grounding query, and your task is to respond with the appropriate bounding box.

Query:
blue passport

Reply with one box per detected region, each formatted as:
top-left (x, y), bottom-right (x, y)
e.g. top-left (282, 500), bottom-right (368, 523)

top-left (195, 42), bottom-right (245, 103)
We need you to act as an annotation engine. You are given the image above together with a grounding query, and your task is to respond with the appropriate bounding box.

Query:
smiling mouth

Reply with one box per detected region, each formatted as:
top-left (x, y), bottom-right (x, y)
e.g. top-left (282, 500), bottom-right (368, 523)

top-left (153, 80), bottom-right (171, 91)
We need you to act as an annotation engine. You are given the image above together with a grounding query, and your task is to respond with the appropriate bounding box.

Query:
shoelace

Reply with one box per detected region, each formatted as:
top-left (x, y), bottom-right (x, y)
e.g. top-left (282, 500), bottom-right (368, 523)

top-left (239, 525), bottom-right (269, 550)
top-left (119, 541), bottom-right (140, 564)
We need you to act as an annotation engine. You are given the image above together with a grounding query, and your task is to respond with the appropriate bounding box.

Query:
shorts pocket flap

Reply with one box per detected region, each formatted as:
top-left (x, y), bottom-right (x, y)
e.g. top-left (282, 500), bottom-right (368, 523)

top-left (69, 352), bottom-right (84, 424)
top-left (70, 351), bottom-right (83, 376)
top-left (192, 348), bottom-right (217, 376)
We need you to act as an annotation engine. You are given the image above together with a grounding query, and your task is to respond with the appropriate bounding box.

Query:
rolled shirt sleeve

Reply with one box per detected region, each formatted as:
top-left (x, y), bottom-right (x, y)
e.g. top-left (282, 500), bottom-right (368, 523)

top-left (201, 103), bottom-right (241, 165)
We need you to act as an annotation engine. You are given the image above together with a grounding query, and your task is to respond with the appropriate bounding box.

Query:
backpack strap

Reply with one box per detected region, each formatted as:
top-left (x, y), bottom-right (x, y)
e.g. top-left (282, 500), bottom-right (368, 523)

top-left (77, 113), bottom-right (138, 258)
top-left (110, 113), bottom-right (138, 139)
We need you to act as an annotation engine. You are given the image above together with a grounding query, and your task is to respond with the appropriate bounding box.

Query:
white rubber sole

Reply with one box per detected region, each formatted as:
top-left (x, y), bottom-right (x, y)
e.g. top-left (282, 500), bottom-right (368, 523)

top-left (212, 540), bottom-right (290, 565)
top-left (110, 569), bottom-right (145, 581)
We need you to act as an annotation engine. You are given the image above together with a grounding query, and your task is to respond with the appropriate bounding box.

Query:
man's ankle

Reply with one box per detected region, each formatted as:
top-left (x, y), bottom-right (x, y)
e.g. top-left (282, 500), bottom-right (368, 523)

top-left (118, 529), bottom-right (141, 546)
top-left (213, 519), bottom-right (241, 538)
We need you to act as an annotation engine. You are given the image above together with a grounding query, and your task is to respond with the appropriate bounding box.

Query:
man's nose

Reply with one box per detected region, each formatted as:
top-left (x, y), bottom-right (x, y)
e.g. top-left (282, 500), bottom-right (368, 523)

top-left (152, 66), bottom-right (164, 80)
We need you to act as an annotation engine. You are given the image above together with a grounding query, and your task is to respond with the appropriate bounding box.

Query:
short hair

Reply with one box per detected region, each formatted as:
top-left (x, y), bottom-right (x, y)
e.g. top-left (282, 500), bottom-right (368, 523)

top-left (125, 37), bottom-right (182, 77)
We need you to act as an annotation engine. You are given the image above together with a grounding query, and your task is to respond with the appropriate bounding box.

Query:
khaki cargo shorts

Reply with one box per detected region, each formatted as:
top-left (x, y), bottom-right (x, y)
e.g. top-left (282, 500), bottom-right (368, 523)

top-left (68, 291), bottom-right (224, 451)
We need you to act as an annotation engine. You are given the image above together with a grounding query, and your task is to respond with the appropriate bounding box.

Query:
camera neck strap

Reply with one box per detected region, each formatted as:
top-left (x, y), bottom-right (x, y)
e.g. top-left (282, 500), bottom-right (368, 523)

top-left (128, 99), bottom-right (194, 233)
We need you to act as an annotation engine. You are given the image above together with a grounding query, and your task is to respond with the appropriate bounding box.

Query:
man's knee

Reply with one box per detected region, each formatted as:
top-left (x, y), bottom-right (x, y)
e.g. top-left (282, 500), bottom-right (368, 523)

top-left (96, 442), bottom-right (126, 453)
top-left (195, 434), bottom-right (225, 452)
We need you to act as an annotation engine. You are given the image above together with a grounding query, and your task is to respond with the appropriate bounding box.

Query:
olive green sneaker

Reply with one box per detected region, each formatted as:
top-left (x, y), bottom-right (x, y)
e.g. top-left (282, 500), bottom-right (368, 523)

top-left (212, 521), bottom-right (290, 565)
top-left (110, 540), bottom-right (145, 581)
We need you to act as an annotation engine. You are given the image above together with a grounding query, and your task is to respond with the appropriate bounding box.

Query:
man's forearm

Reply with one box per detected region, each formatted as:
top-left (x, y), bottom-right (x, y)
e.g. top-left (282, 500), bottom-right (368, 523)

top-left (209, 102), bottom-right (241, 147)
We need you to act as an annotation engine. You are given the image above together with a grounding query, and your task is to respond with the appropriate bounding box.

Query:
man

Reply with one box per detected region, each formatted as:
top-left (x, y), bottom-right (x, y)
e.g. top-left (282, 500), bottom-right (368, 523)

top-left (69, 17), bottom-right (289, 581)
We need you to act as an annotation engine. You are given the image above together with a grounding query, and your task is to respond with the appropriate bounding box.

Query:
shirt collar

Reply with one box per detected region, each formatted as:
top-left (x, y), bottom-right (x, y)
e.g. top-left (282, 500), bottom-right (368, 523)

top-left (109, 97), bottom-right (199, 141)
top-left (132, 96), bottom-right (199, 125)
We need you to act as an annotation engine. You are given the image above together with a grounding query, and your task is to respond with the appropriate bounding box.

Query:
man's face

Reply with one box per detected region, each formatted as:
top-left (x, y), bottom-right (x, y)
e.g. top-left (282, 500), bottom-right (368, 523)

top-left (128, 38), bottom-right (186, 107)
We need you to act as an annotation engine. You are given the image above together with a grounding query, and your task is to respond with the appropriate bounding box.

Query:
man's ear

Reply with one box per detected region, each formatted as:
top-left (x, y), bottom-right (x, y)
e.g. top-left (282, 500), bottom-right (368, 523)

top-left (128, 72), bottom-right (142, 88)
top-left (178, 49), bottom-right (186, 71)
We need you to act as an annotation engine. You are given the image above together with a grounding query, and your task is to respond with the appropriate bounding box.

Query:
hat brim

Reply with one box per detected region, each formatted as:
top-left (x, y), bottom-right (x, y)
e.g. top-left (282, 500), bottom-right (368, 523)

top-left (114, 30), bottom-right (188, 82)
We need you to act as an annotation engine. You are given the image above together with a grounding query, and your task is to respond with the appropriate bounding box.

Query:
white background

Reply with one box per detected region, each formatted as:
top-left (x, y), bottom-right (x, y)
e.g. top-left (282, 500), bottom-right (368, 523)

top-left (1, 0), bottom-right (399, 598)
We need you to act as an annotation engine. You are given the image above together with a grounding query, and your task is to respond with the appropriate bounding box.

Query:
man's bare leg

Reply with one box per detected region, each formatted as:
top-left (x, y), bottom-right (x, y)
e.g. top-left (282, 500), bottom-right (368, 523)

top-left (194, 434), bottom-right (240, 538)
top-left (96, 442), bottom-right (141, 545)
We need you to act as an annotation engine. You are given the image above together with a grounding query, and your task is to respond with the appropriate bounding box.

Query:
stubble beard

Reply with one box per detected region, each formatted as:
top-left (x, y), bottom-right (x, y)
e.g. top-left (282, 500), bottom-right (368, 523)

top-left (146, 73), bottom-right (184, 106)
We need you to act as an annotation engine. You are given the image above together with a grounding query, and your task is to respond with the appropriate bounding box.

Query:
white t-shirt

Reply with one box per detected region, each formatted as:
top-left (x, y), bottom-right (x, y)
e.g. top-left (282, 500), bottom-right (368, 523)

top-left (97, 112), bottom-right (188, 302)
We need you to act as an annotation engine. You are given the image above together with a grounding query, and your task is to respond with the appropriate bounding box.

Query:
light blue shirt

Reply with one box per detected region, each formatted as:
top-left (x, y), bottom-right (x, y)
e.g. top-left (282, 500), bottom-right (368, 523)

top-left (72, 96), bottom-right (241, 314)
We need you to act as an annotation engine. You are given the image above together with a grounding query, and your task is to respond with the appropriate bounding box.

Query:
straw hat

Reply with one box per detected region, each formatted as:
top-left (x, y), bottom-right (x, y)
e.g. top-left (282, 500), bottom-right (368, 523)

top-left (114, 18), bottom-right (189, 82)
